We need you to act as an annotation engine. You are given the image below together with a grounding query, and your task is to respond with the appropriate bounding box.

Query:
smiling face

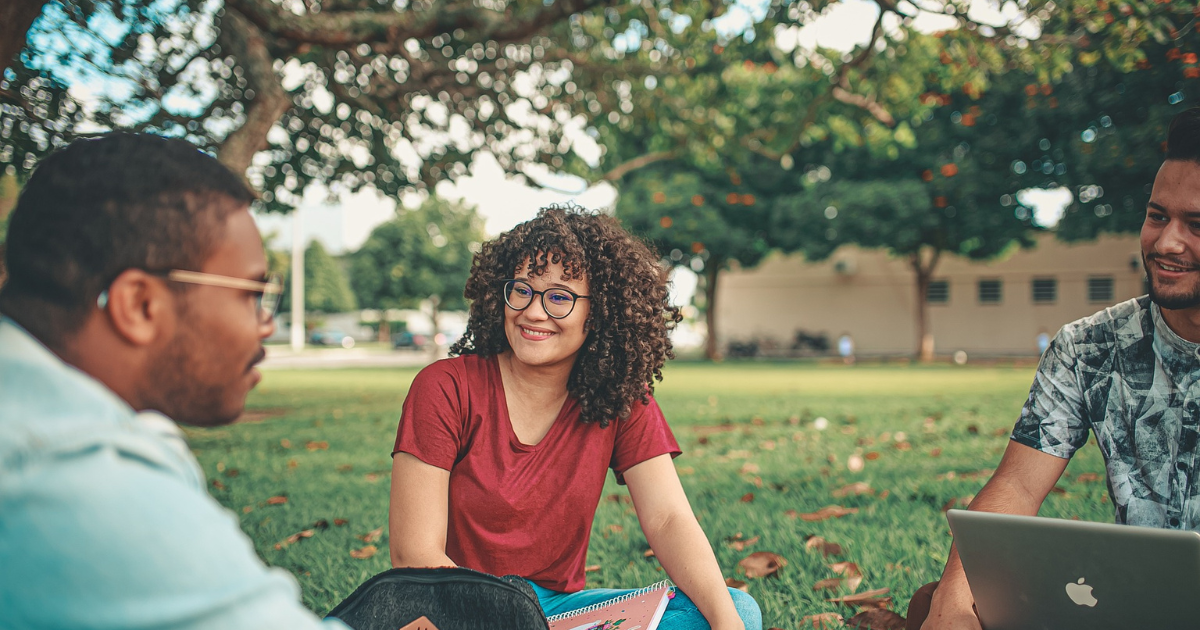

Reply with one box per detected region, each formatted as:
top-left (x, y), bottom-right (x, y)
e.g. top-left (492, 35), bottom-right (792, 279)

top-left (1141, 160), bottom-right (1200, 311)
top-left (503, 259), bottom-right (591, 370)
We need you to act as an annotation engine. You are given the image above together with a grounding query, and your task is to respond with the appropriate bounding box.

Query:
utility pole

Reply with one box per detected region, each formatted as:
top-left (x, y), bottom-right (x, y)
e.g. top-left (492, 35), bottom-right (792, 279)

top-left (290, 206), bottom-right (305, 352)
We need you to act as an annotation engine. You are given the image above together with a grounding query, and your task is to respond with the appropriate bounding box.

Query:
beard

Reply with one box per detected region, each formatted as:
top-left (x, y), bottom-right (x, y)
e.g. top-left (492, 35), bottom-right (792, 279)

top-left (146, 324), bottom-right (250, 427)
top-left (1144, 255), bottom-right (1200, 310)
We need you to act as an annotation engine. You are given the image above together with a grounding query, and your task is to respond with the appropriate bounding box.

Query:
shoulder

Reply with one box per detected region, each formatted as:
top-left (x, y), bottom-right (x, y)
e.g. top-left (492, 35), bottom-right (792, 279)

top-left (1056, 296), bottom-right (1151, 349)
top-left (411, 355), bottom-right (493, 388)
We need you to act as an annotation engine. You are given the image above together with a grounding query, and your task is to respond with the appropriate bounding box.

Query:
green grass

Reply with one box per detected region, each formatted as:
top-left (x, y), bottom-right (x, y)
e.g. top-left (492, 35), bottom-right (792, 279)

top-left (185, 362), bottom-right (1109, 625)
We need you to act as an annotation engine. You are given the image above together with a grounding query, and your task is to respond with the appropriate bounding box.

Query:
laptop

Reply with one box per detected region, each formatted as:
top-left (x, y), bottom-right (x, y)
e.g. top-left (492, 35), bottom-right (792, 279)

top-left (947, 509), bottom-right (1200, 630)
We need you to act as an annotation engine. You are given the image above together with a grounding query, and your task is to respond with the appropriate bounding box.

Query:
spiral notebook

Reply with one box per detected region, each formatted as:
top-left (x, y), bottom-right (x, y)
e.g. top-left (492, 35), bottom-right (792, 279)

top-left (546, 581), bottom-right (674, 630)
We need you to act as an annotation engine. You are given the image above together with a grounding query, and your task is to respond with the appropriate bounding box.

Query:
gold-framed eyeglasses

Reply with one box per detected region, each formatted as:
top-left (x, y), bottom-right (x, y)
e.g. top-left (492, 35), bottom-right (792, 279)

top-left (500, 279), bottom-right (590, 319)
top-left (97, 269), bottom-right (284, 323)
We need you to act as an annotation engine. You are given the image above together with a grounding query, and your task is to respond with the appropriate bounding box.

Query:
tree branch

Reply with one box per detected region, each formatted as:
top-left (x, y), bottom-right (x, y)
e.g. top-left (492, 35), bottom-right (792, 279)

top-left (602, 150), bottom-right (677, 181)
top-left (216, 8), bottom-right (292, 178)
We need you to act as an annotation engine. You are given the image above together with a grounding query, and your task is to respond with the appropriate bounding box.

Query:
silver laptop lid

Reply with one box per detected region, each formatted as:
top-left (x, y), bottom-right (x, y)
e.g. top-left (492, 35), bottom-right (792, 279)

top-left (947, 509), bottom-right (1200, 630)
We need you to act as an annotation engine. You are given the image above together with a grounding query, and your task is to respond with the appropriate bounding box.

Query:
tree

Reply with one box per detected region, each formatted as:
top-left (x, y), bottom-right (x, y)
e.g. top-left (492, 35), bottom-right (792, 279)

top-left (350, 196), bottom-right (483, 347)
top-left (278, 240), bottom-right (356, 314)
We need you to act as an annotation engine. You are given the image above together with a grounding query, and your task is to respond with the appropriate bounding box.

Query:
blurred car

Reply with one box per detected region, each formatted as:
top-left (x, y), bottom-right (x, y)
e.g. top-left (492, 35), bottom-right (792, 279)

top-left (392, 331), bottom-right (428, 350)
top-left (310, 329), bottom-right (355, 348)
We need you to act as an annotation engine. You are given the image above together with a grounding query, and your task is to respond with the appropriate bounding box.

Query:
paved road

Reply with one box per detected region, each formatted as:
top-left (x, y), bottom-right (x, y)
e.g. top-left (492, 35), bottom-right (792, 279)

top-left (260, 346), bottom-right (441, 370)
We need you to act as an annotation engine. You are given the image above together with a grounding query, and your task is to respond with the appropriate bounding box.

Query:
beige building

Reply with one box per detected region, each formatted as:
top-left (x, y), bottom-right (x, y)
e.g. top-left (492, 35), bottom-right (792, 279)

top-left (715, 233), bottom-right (1145, 357)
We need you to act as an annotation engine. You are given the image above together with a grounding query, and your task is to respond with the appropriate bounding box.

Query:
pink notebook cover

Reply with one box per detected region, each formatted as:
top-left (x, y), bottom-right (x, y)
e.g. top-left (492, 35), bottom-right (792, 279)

top-left (546, 581), bottom-right (674, 630)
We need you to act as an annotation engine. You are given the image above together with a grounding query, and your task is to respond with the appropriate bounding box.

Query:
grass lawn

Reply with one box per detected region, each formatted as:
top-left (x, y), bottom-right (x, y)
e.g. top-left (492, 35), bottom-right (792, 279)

top-left (186, 361), bottom-right (1109, 626)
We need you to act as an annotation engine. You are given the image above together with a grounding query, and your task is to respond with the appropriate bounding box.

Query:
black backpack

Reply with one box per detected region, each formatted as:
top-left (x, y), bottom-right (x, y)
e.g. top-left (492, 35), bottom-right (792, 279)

top-left (326, 567), bottom-right (550, 630)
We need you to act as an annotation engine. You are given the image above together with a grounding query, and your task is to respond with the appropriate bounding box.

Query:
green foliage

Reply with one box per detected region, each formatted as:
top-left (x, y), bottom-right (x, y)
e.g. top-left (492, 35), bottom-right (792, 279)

top-left (349, 196), bottom-right (483, 311)
top-left (187, 362), bottom-right (1109, 623)
top-left (292, 241), bottom-right (358, 313)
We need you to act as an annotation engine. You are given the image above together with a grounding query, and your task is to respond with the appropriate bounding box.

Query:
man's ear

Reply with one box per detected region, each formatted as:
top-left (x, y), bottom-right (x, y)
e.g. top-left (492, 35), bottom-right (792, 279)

top-left (103, 269), bottom-right (177, 346)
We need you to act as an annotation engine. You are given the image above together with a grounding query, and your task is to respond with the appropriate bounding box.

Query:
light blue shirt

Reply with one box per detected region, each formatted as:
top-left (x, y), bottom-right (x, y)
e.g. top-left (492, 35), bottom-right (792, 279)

top-left (0, 317), bottom-right (348, 629)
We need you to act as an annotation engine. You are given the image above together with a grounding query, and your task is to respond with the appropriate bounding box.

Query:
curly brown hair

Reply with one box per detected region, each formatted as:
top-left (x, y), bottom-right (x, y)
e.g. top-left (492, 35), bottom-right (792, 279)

top-left (450, 205), bottom-right (682, 427)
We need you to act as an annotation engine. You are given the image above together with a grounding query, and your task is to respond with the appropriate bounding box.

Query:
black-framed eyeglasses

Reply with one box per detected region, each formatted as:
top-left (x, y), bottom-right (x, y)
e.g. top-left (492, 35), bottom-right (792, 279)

top-left (500, 279), bottom-right (590, 319)
top-left (98, 269), bottom-right (284, 323)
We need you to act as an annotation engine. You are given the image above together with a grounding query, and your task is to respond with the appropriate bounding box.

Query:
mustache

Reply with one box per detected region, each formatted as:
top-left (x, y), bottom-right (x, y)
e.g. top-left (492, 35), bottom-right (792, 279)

top-left (248, 347), bottom-right (267, 371)
top-left (1147, 255), bottom-right (1199, 271)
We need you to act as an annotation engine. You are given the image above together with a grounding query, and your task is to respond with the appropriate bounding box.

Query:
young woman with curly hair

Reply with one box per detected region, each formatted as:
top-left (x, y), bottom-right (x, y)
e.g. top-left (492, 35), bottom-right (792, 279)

top-left (388, 206), bottom-right (761, 630)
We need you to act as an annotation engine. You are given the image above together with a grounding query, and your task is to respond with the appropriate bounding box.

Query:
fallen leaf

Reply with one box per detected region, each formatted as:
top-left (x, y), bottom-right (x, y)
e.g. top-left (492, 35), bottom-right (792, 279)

top-left (1050, 486), bottom-right (1068, 495)
top-left (785, 509), bottom-right (798, 519)
top-left (306, 440), bottom-right (329, 451)
top-left (606, 524), bottom-right (624, 534)
top-left (280, 438), bottom-right (292, 448)
top-left (727, 449), bottom-right (753, 459)
top-left (739, 462), bottom-right (761, 475)
top-left (1076, 472), bottom-right (1101, 483)
top-left (805, 536), bottom-right (844, 557)
top-left (358, 527), bottom-right (383, 543)
top-left (313, 519), bottom-right (329, 529)
top-left (334, 518), bottom-right (348, 526)
top-left (929, 448), bottom-right (942, 457)
top-left (795, 505), bottom-right (859, 522)
top-left (678, 466), bottom-right (695, 475)
top-left (727, 535), bottom-right (760, 551)
top-left (211, 479), bottom-right (226, 490)
top-left (725, 577), bottom-right (749, 592)
top-left (941, 495), bottom-right (975, 512)
top-left (643, 549), bottom-right (655, 558)
top-left (287, 460), bottom-right (299, 469)
top-left (242, 505), bottom-right (253, 513)
top-left (266, 495), bottom-right (288, 505)
top-left (605, 494), bottom-right (633, 504)
top-left (847, 608), bottom-right (907, 629)
top-left (830, 561), bottom-right (862, 577)
top-left (364, 473), bottom-right (381, 482)
top-left (865, 452), bottom-right (881, 461)
top-left (737, 551), bottom-right (787, 578)
top-left (992, 427), bottom-right (1009, 437)
top-left (799, 613), bottom-right (844, 629)
top-left (967, 425), bottom-right (979, 435)
top-left (273, 529), bottom-right (316, 550)
top-left (894, 442), bottom-right (911, 451)
top-left (349, 545), bottom-right (377, 559)
top-left (740, 492), bottom-right (756, 503)
top-left (832, 482), bottom-right (873, 498)
top-left (828, 587), bottom-right (891, 609)
top-left (224, 468), bottom-right (240, 478)
top-left (812, 577), bottom-right (845, 591)
top-left (584, 564), bottom-right (601, 572)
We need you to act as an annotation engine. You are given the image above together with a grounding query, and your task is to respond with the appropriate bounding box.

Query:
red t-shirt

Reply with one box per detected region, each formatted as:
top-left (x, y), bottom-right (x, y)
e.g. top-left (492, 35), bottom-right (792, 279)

top-left (392, 354), bottom-right (680, 592)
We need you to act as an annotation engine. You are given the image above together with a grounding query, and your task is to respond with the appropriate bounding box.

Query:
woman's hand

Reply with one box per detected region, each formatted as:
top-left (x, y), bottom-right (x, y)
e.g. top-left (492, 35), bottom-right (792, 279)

top-left (388, 452), bottom-right (457, 568)
top-left (624, 454), bottom-right (744, 629)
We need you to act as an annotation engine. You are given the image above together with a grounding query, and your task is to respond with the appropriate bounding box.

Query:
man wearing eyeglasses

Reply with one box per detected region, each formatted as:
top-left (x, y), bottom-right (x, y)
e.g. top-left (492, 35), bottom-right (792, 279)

top-left (0, 133), bottom-right (347, 628)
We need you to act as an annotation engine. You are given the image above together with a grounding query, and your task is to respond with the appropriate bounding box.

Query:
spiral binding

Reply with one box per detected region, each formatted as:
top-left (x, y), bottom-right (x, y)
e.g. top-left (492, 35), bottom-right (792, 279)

top-left (545, 580), bottom-right (674, 622)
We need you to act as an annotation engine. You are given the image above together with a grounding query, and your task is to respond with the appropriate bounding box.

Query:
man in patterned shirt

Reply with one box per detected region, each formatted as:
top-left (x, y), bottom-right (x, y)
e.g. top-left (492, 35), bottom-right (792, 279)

top-left (912, 107), bottom-right (1200, 630)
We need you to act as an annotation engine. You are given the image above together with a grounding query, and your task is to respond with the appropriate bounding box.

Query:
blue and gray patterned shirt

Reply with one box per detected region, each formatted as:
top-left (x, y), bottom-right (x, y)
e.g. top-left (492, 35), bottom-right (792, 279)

top-left (1013, 296), bottom-right (1200, 530)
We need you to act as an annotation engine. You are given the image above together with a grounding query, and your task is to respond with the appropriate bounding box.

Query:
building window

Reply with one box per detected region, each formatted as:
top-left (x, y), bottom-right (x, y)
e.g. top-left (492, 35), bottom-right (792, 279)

top-left (927, 280), bottom-right (950, 304)
top-left (978, 279), bottom-right (1003, 304)
top-left (1088, 276), bottom-right (1114, 303)
top-left (1032, 278), bottom-right (1057, 304)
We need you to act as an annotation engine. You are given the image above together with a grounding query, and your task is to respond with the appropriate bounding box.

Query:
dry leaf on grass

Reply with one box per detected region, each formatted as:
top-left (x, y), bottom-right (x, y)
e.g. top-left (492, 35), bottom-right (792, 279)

top-left (266, 495), bottom-right (288, 505)
top-left (727, 534), bottom-right (760, 551)
top-left (929, 448), bottom-right (942, 457)
top-left (740, 492), bottom-right (756, 503)
top-left (832, 482), bottom-right (873, 498)
top-left (830, 561), bottom-right (864, 590)
top-left (804, 536), bottom-right (844, 557)
top-left (359, 527), bottom-right (383, 543)
top-left (1076, 472), bottom-right (1101, 483)
top-left (349, 545), bottom-right (377, 559)
top-left (737, 551), bottom-right (787, 578)
top-left (941, 495), bottom-right (975, 512)
top-left (211, 479), bottom-right (226, 491)
top-left (847, 609), bottom-right (906, 629)
top-left (334, 518), bottom-right (348, 526)
top-left (306, 440), bottom-right (329, 451)
top-left (799, 613), bottom-right (844, 629)
top-left (584, 564), bottom-right (601, 572)
top-left (725, 577), bottom-right (749, 592)
top-left (812, 577), bottom-right (845, 592)
top-left (739, 462), bottom-right (761, 475)
top-left (274, 529), bottom-right (316, 550)
top-left (794, 505), bottom-right (859, 522)
top-left (827, 588), bottom-right (891, 609)
top-left (643, 549), bottom-right (655, 558)
top-left (280, 438), bottom-right (292, 449)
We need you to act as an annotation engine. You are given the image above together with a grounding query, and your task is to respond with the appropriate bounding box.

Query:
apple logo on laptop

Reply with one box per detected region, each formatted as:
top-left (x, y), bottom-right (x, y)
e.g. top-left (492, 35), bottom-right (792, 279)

top-left (1065, 577), bottom-right (1098, 607)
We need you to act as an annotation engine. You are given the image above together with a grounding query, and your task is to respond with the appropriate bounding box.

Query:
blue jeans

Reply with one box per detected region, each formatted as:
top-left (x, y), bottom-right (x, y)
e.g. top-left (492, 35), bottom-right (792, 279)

top-left (527, 580), bottom-right (762, 630)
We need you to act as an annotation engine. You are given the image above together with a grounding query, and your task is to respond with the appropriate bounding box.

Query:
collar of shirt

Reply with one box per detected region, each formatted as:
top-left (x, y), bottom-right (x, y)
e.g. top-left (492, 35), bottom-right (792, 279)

top-left (0, 316), bottom-right (204, 489)
top-left (1151, 302), bottom-right (1200, 368)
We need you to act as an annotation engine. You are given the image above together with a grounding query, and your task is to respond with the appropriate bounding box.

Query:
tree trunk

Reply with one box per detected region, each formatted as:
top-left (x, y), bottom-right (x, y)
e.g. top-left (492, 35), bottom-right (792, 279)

top-left (909, 248), bottom-right (941, 363)
top-left (0, 0), bottom-right (47, 74)
top-left (703, 263), bottom-right (722, 361)
top-left (215, 8), bottom-right (291, 178)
